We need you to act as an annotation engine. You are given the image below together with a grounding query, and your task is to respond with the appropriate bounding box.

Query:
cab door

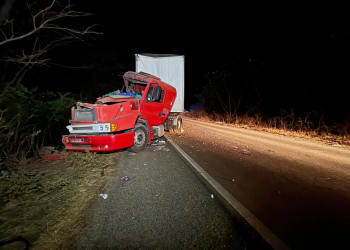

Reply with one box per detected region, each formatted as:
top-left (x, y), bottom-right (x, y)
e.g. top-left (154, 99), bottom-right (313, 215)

top-left (141, 83), bottom-right (165, 126)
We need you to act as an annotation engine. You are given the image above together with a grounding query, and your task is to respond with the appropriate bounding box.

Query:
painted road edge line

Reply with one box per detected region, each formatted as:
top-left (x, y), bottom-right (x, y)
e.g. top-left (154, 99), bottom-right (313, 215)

top-left (166, 137), bottom-right (290, 250)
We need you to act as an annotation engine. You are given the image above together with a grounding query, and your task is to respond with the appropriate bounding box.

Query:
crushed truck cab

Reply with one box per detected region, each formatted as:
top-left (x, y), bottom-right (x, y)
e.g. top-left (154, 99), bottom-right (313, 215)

top-left (62, 71), bottom-right (176, 152)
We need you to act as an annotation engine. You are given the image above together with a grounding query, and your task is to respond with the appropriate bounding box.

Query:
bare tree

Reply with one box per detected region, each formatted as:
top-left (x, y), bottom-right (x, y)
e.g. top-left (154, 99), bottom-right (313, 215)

top-left (0, 0), bottom-right (100, 161)
top-left (0, 0), bottom-right (101, 85)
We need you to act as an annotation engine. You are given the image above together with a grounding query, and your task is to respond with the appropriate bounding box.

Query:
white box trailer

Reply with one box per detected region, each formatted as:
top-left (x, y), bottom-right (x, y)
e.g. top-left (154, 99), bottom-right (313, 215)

top-left (135, 53), bottom-right (185, 132)
top-left (135, 53), bottom-right (184, 112)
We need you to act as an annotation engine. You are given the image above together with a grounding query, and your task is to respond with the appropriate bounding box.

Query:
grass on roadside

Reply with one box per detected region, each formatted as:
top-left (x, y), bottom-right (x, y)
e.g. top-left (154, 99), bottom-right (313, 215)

top-left (0, 151), bottom-right (119, 249)
top-left (185, 110), bottom-right (350, 147)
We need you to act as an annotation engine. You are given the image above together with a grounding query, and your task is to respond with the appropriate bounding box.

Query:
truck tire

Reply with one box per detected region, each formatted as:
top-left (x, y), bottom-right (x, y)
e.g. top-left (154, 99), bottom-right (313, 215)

top-left (130, 123), bottom-right (148, 153)
top-left (174, 115), bottom-right (183, 133)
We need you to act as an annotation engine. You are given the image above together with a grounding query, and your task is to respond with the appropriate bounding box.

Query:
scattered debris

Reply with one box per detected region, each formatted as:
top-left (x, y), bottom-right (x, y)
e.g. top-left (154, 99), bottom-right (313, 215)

top-left (151, 140), bottom-right (166, 146)
top-left (178, 167), bottom-right (185, 170)
top-left (121, 176), bottom-right (130, 181)
top-left (128, 152), bottom-right (136, 155)
top-left (211, 194), bottom-right (214, 198)
top-left (158, 140), bottom-right (166, 145)
top-left (39, 146), bottom-right (57, 156)
top-left (152, 140), bottom-right (168, 151)
top-left (151, 140), bottom-right (159, 145)
top-left (39, 146), bottom-right (66, 161)
top-left (327, 141), bottom-right (343, 147)
top-left (240, 150), bottom-right (252, 156)
top-left (232, 178), bottom-right (235, 182)
top-left (99, 193), bottom-right (108, 199)
top-left (43, 153), bottom-right (66, 161)
top-left (153, 145), bottom-right (166, 151)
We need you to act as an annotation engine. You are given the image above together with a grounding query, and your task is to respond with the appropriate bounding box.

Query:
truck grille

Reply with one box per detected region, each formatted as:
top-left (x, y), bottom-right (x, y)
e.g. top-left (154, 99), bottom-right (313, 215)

top-left (72, 126), bottom-right (93, 131)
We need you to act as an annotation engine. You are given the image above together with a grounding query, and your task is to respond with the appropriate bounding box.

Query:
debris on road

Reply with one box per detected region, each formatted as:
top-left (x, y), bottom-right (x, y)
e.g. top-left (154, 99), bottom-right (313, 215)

top-left (326, 141), bottom-right (343, 147)
top-left (211, 194), bottom-right (214, 198)
top-left (153, 145), bottom-right (166, 151)
top-left (121, 176), bottom-right (130, 181)
top-left (152, 140), bottom-right (169, 152)
top-left (240, 150), bottom-right (252, 156)
top-left (178, 167), bottom-right (185, 170)
top-left (151, 140), bottom-right (166, 146)
top-left (99, 194), bottom-right (108, 199)
top-left (151, 139), bottom-right (159, 145)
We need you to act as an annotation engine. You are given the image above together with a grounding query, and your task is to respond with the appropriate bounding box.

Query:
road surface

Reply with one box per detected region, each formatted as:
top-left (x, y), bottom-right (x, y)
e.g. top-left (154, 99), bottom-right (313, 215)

top-left (167, 117), bottom-right (350, 249)
top-left (68, 141), bottom-right (270, 249)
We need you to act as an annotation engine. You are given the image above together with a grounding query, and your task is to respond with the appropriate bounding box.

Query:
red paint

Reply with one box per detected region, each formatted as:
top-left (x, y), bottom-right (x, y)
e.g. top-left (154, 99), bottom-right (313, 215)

top-left (63, 132), bottom-right (134, 152)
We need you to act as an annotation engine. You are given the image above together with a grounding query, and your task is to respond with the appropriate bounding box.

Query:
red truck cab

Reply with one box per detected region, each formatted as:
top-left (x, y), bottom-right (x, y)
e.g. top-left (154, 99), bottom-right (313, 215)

top-left (62, 71), bottom-right (176, 152)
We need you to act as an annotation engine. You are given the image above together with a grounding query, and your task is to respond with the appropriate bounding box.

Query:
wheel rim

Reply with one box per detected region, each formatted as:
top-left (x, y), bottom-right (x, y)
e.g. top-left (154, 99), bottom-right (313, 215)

top-left (134, 129), bottom-right (146, 146)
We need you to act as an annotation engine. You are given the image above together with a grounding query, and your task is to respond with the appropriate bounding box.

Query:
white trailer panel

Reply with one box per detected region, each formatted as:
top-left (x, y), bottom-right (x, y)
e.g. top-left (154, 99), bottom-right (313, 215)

top-left (135, 53), bottom-right (184, 112)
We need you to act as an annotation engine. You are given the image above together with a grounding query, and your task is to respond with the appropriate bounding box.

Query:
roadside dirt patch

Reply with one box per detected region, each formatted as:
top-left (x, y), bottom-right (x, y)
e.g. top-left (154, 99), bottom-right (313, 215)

top-left (0, 151), bottom-right (119, 249)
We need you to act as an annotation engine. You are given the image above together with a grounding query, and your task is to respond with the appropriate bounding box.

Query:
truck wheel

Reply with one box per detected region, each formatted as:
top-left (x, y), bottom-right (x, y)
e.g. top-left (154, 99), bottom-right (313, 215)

top-left (130, 123), bottom-right (148, 153)
top-left (170, 115), bottom-right (183, 133)
top-left (175, 116), bottom-right (183, 133)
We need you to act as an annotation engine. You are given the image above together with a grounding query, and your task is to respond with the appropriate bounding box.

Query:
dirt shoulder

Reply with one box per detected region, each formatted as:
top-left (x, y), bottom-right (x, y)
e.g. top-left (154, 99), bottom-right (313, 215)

top-left (0, 152), bottom-right (119, 250)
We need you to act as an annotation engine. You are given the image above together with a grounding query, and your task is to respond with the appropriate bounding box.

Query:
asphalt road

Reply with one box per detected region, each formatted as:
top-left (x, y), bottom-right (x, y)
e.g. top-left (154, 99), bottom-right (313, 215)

top-left (168, 118), bottom-right (350, 250)
top-left (69, 141), bottom-right (271, 249)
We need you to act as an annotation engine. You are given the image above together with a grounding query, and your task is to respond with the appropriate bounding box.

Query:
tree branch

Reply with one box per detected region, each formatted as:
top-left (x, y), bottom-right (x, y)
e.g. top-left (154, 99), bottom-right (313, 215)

top-left (0, 0), bottom-right (101, 46)
top-left (0, 0), bottom-right (101, 85)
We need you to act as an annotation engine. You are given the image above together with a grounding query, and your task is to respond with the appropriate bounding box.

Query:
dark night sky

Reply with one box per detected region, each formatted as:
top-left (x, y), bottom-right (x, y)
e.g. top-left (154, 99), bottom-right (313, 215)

top-left (22, 1), bottom-right (350, 123)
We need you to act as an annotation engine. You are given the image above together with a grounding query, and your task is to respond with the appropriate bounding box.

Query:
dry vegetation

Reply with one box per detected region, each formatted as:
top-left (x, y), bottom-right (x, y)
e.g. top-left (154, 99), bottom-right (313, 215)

top-left (0, 151), bottom-right (119, 249)
top-left (185, 110), bottom-right (350, 147)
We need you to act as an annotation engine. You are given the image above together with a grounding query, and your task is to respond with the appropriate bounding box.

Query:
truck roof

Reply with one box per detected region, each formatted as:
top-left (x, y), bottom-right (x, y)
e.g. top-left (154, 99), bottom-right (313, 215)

top-left (123, 71), bottom-right (160, 84)
top-left (137, 53), bottom-right (183, 58)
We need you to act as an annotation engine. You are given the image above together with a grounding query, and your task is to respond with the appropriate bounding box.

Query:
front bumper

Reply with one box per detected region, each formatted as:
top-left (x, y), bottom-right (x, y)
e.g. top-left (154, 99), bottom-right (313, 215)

top-left (62, 132), bottom-right (134, 152)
